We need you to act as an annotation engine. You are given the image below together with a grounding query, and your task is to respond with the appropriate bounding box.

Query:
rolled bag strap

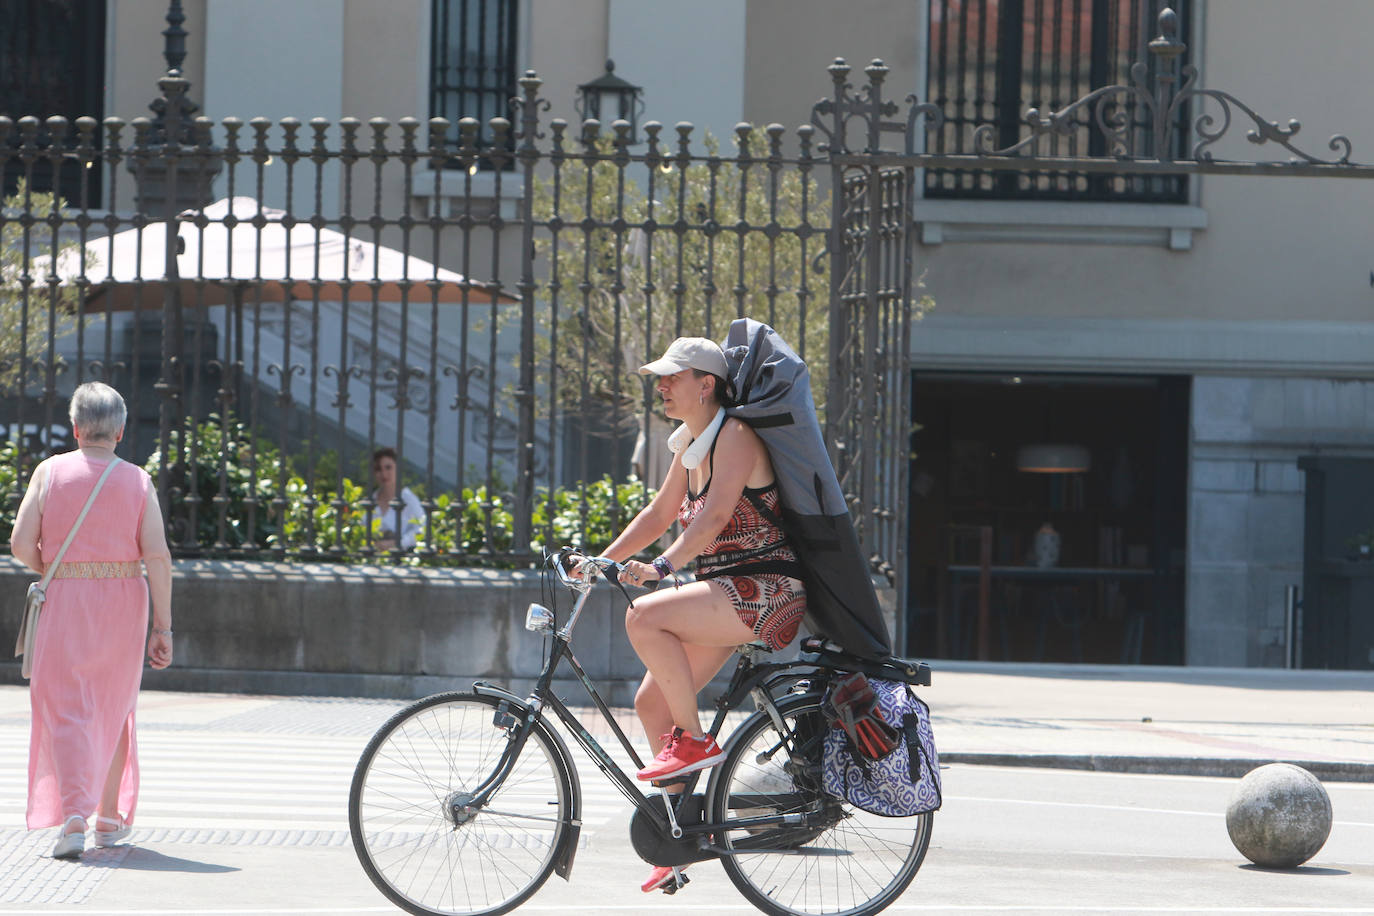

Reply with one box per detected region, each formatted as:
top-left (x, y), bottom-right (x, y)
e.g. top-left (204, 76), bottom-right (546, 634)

top-left (699, 558), bottom-right (807, 581)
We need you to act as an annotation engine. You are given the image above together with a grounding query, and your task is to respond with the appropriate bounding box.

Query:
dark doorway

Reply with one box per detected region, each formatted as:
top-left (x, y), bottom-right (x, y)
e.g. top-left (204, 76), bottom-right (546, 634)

top-left (906, 371), bottom-right (1188, 664)
top-left (1298, 456), bottom-right (1374, 670)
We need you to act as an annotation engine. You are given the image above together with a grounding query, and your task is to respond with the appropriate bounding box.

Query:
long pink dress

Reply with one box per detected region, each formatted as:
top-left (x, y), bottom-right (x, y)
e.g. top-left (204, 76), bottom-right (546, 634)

top-left (27, 452), bottom-right (150, 829)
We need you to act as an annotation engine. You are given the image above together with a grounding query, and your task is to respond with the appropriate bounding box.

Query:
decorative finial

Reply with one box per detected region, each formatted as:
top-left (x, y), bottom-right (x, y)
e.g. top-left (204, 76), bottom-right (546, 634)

top-left (1148, 7), bottom-right (1186, 59)
top-left (163, 0), bottom-right (187, 74)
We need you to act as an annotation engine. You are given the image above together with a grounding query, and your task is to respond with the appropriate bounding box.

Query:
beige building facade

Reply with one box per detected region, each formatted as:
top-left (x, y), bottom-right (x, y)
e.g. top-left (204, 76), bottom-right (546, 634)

top-left (63, 1), bottom-right (1374, 668)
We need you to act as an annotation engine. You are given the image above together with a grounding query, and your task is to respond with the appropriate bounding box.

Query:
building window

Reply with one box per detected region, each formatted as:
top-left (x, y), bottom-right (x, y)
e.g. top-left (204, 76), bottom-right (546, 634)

top-left (0, 0), bottom-right (107, 207)
top-left (925, 0), bottom-right (1189, 203)
top-left (430, 0), bottom-right (518, 167)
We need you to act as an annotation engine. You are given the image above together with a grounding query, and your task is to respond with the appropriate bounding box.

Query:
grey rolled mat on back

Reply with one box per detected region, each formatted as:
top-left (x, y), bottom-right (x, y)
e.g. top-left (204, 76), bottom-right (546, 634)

top-left (722, 318), bottom-right (893, 660)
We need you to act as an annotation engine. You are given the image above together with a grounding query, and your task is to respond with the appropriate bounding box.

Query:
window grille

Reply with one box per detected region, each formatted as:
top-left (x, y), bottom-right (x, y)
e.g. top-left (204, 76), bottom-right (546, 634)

top-left (0, 0), bottom-right (107, 207)
top-left (926, 0), bottom-right (1190, 202)
top-left (430, 0), bottom-right (519, 167)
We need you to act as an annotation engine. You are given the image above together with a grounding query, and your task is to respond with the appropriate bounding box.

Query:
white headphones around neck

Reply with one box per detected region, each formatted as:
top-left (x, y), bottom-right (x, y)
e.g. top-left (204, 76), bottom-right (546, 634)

top-left (667, 407), bottom-right (726, 470)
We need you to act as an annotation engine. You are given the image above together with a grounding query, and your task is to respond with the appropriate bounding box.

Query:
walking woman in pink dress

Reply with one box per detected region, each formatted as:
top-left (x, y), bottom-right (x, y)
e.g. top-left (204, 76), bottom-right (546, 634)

top-left (9, 382), bottom-right (173, 859)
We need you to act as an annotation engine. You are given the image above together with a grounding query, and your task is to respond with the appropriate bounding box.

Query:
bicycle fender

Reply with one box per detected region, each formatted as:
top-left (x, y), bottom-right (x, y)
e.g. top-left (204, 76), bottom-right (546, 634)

top-left (470, 682), bottom-right (584, 881)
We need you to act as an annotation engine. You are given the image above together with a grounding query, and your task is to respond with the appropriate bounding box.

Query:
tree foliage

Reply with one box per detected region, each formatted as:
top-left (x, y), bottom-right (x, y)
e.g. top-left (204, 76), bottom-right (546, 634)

top-left (0, 180), bottom-right (82, 391)
top-left (532, 128), bottom-right (832, 427)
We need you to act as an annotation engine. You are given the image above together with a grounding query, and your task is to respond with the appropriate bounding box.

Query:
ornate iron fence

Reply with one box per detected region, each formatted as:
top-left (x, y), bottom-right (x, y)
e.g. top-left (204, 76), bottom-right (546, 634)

top-left (0, 69), bottom-right (837, 568)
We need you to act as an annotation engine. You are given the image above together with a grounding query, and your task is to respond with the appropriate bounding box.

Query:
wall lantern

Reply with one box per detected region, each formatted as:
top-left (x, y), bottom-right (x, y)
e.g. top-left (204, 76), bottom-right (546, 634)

top-left (1016, 443), bottom-right (1092, 474)
top-left (576, 59), bottom-right (644, 143)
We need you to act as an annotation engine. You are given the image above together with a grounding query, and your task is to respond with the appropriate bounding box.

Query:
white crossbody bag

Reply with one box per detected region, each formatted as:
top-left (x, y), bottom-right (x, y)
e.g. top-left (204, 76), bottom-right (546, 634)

top-left (14, 457), bottom-right (123, 679)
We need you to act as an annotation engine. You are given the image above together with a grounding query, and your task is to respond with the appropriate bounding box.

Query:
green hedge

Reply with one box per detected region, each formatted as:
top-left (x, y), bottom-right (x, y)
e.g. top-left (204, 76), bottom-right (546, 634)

top-left (143, 414), bottom-right (652, 565)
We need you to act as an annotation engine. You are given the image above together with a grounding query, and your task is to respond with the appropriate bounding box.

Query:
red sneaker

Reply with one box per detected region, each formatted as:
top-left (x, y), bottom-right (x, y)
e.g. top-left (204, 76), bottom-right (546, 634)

top-left (636, 728), bottom-right (725, 781)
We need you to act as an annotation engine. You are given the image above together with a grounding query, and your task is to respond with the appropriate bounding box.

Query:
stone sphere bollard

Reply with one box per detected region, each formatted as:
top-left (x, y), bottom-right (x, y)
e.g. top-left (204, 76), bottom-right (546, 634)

top-left (1226, 763), bottom-right (1332, 868)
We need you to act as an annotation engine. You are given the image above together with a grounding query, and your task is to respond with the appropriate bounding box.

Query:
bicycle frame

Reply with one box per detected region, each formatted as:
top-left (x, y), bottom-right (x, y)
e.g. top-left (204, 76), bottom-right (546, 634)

top-left (464, 554), bottom-right (827, 849)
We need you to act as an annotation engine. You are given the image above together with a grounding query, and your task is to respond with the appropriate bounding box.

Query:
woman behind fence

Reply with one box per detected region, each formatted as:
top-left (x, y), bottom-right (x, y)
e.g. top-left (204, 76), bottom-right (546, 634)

top-left (9, 382), bottom-right (173, 859)
top-left (370, 447), bottom-right (424, 551)
top-left (583, 336), bottom-right (807, 893)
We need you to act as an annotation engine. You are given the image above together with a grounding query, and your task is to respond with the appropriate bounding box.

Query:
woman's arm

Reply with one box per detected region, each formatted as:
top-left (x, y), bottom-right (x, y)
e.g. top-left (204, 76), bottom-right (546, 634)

top-left (655, 419), bottom-right (768, 571)
top-left (599, 451), bottom-right (689, 562)
top-left (138, 482), bottom-right (173, 632)
top-left (8, 460), bottom-right (49, 574)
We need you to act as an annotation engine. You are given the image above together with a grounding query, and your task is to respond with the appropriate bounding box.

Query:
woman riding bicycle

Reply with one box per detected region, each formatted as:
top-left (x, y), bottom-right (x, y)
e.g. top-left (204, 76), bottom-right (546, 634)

top-left (582, 336), bottom-right (807, 888)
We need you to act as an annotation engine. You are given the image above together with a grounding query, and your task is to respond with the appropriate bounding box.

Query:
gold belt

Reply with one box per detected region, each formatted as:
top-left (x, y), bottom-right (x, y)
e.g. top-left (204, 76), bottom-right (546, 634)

top-left (51, 561), bottom-right (143, 580)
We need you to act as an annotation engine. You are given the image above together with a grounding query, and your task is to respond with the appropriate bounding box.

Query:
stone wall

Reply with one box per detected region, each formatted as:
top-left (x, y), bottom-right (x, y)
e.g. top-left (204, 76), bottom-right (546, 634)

top-left (2, 554), bottom-right (902, 700)
top-left (1187, 376), bottom-right (1374, 666)
top-left (0, 557), bottom-right (657, 704)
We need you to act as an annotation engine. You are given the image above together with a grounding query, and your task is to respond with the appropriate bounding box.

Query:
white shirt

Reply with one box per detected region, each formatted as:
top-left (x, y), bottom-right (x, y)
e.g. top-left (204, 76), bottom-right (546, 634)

top-left (373, 486), bottom-right (425, 549)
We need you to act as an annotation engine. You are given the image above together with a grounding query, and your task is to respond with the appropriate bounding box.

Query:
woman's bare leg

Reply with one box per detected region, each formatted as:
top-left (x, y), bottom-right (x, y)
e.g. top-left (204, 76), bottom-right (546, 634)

top-left (625, 581), bottom-right (753, 736)
top-left (97, 722), bottom-right (130, 821)
top-left (635, 642), bottom-right (737, 747)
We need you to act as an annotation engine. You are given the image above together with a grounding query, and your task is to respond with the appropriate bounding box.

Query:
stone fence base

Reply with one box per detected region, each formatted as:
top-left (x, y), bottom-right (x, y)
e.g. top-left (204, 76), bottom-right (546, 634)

top-left (1, 558), bottom-right (899, 705)
top-left (1, 557), bottom-right (655, 705)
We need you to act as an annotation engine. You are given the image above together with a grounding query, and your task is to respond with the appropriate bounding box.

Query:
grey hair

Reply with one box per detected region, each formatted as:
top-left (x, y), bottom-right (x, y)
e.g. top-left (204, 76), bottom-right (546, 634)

top-left (69, 382), bottom-right (127, 443)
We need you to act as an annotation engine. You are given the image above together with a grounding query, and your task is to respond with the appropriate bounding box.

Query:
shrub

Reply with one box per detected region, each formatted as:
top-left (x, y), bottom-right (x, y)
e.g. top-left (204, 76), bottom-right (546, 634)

top-left (138, 412), bottom-right (654, 565)
top-left (536, 475), bottom-right (653, 556)
top-left (144, 414), bottom-right (285, 550)
top-left (0, 438), bottom-right (22, 536)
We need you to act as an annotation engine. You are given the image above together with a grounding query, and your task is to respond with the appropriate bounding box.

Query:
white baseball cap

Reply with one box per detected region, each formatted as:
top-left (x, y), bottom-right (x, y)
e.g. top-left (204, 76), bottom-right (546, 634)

top-left (638, 337), bottom-right (729, 378)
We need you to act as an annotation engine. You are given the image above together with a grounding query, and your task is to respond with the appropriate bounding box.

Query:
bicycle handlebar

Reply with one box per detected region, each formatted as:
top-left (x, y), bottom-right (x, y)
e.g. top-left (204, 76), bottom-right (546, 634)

top-left (550, 547), bottom-right (660, 593)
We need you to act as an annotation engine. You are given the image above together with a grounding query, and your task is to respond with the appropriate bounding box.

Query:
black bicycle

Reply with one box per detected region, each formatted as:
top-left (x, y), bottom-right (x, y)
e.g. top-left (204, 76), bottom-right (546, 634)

top-left (348, 548), bottom-right (935, 916)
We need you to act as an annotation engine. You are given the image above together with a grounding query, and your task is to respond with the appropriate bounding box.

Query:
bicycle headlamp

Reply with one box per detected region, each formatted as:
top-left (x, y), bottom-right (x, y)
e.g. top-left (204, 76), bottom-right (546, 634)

top-left (524, 602), bottom-right (555, 634)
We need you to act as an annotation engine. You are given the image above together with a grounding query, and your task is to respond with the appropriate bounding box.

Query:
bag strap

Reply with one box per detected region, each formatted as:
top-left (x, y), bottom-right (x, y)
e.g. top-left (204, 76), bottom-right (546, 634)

top-left (38, 457), bottom-right (123, 589)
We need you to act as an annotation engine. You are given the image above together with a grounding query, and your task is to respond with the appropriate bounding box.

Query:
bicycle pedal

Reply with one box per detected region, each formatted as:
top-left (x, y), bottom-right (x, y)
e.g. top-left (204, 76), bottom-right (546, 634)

top-left (661, 873), bottom-right (690, 894)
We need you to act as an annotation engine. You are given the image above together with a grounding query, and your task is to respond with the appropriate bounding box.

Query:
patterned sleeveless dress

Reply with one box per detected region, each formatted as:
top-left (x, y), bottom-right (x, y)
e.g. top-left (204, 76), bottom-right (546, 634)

top-left (27, 452), bottom-right (151, 829)
top-left (678, 443), bottom-right (807, 651)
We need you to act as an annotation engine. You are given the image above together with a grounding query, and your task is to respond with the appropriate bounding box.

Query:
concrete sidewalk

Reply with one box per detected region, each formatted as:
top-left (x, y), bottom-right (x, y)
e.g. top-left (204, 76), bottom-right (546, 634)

top-left (925, 661), bottom-right (1374, 781)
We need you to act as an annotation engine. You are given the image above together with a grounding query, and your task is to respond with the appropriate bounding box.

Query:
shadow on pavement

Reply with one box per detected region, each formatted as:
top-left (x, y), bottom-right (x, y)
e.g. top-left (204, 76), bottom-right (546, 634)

top-left (1238, 863), bottom-right (1351, 876)
top-left (96, 847), bottom-right (241, 873)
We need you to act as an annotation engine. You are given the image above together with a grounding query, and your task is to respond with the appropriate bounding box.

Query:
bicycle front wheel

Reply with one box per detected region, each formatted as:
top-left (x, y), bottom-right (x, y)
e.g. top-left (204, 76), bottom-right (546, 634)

top-left (707, 693), bottom-right (933, 916)
top-left (349, 691), bottom-right (576, 916)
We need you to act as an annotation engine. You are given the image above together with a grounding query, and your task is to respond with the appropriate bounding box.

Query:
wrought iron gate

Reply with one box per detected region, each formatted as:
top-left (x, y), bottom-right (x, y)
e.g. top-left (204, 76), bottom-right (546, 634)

top-left (813, 60), bottom-right (931, 639)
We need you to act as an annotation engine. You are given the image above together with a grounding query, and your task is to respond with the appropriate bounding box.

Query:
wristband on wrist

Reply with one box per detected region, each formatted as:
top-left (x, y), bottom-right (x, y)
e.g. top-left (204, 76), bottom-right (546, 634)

top-left (152, 627), bottom-right (173, 637)
top-left (651, 556), bottom-right (681, 588)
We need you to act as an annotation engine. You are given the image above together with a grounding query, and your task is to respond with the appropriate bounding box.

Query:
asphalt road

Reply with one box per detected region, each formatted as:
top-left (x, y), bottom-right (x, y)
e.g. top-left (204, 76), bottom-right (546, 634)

top-left (3, 686), bottom-right (1373, 915)
top-left (535, 764), bottom-right (1374, 915)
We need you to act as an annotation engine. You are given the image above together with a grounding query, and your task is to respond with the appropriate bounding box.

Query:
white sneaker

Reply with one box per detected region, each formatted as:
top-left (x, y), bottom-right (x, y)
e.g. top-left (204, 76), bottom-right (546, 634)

top-left (53, 816), bottom-right (85, 860)
top-left (94, 815), bottom-right (131, 847)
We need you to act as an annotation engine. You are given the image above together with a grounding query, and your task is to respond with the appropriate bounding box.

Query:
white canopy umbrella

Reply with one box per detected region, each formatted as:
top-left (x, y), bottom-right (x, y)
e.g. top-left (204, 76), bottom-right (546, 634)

top-left (59, 196), bottom-right (509, 311)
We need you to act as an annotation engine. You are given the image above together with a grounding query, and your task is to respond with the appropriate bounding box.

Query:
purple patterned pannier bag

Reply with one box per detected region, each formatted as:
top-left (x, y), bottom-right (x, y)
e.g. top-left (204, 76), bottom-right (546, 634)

top-left (822, 677), bottom-right (942, 817)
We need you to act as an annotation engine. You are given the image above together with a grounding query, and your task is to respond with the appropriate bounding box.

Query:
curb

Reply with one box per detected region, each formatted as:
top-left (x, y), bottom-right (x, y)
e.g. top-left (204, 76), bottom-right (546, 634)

top-left (942, 752), bottom-right (1374, 783)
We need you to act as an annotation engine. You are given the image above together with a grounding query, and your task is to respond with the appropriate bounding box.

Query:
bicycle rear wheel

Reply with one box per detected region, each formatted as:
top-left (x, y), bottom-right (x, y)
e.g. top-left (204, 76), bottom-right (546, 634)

top-left (349, 691), bottom-right (575, 916)
top-left (707, 693), bottom-right (933, 916)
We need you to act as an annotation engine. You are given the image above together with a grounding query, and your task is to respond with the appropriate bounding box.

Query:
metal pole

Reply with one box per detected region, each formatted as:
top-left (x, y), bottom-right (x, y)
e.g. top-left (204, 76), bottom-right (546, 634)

top-left (977, 525), bottom-right (992, 661)
top-left (512, 71), bottom-right (543, 557)
top-left (823, 60), bottom-right (851, 457)
top-left (1284, 584), bottom-right (1301, 669)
